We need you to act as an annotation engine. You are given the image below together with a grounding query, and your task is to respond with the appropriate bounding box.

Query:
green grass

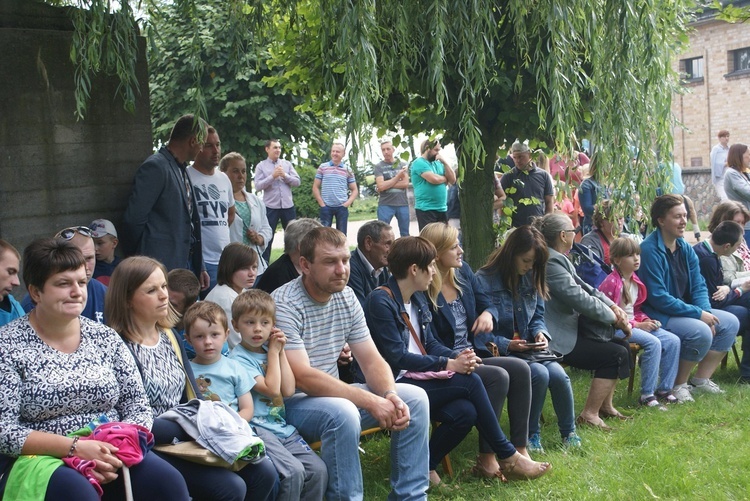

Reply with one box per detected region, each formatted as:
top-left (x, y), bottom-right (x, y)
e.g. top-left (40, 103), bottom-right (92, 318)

top-left (359, 354), bottom-right (750, 500)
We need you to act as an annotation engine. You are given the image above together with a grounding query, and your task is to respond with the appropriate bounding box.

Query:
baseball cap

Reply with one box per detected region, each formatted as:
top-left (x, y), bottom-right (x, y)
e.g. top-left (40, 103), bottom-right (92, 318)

top-left (90, 219), bottom-right (118, 238)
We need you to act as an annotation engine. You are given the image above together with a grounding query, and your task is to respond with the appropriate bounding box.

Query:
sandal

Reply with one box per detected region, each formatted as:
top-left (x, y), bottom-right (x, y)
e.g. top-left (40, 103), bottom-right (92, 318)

top-left (655, 390), bottom-right (679, 404)
top-left (498, 452), bottom-right (551, 481)
top-left (576, 415), bottom-right (613, 432)
top-left (598, 409), bottom-right (633, 421)
top-left (470, 460), bottom-right (508, 483)
top-left (639, 395), bottom-right (667, 411)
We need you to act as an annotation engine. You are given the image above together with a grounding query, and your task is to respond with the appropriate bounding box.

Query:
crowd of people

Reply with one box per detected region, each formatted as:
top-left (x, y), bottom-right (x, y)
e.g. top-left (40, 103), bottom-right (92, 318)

top-left (1, 113), bottom-right (749, 500)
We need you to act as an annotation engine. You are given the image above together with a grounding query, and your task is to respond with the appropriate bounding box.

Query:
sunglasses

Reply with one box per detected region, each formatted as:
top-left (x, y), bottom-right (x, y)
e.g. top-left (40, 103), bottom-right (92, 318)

top-left (55, 226), bottom-right (94, 240)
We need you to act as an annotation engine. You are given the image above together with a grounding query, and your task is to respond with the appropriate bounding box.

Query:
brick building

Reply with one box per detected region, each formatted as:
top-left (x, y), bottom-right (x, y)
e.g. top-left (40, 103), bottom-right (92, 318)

top-left (671, 2), bottom-right (750, 217)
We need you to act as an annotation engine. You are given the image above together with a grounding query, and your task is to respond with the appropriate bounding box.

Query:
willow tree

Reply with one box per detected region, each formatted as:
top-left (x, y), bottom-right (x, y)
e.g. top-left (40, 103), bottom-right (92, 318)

top-left (50, 0), bottom-right (691, 265)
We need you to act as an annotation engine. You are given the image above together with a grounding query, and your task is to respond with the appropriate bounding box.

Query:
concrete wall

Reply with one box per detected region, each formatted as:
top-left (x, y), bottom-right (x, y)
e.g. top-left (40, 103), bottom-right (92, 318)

top-left (0, 0), bottom-right (152, 256)
top-left (683, 168), bottom-right (715, 220)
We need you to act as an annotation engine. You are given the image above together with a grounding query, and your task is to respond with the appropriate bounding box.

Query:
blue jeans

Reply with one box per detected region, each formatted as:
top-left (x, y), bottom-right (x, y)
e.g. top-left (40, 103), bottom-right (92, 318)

top-left (319, 205), bottom-right (349, 235)
top-left (402, 373), bottom-right (516, 469)
top-left (284, 383), bottom-right (429, 501)
top-left (377, 205), bottom-right (410, 237)
top-left (205, 262), bottom-right (218, 291)
top-left (664, 308), bottom-right (739, 362)
top-left (263, 207), bottom-right (297, 263)
top-left (615, 327), bottom-right (680, 395)
top-left (528, 361), bottom-right (576, 438)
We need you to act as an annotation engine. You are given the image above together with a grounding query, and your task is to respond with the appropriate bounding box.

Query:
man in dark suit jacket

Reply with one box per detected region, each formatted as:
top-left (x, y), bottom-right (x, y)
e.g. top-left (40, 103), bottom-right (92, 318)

top-left (348, 220), bottom-right (394, 306)
top-left (121, 114), bottom-right (209, 287)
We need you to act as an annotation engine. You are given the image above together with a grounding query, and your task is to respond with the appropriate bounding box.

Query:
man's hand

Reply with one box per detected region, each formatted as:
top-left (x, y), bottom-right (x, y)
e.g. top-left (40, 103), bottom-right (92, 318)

top-left (386, 393), bottom-right (410, 431)
top-left (337, 343), bottom-right (353, 365)
top-left (273, 165), bottom-right (285, 179)
top-left (200, 270), bottom-right (210, 290)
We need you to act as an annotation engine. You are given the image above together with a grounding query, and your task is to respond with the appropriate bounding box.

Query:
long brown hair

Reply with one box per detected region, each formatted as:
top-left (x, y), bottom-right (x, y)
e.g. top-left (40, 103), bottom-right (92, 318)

top-left (609, 237), bottom-right (641, 305)
top-left (106, 256), bottom-right (178, 343)
top-left (481, 226), bottom-right (549, 299)
top-left (727, 143), bottom-right (748, 172)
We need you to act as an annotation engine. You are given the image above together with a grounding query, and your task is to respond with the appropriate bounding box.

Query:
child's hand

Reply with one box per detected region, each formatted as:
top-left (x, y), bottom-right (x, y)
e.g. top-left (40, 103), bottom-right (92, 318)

top-left (268, 328), bottom-right (286, 351)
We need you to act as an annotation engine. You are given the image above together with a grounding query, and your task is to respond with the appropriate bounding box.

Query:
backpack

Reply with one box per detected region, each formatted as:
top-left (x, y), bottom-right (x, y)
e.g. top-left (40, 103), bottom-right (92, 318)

top-left (569, 242), bottom-right (612, 289)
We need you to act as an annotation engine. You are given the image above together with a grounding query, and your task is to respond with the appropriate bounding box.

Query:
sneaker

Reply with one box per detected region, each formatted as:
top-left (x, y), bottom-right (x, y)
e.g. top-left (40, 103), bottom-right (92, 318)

top-left (562, 432), bottom-right (582, 449)
top-left (689, 377), bottom-right (725, 394)
top-left (527, 433), bottom-right (545, 454)
top-left (639, 395), bottom-right (667, 411)
top-left (672, 384), bottom-right (694, 403)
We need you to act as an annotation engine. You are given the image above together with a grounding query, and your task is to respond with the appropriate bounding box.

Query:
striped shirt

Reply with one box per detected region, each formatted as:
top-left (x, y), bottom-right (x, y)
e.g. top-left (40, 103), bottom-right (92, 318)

top-left (272, 277), bottom-right (370, 378)
top-left (316, 162), bottom-right (355, 207)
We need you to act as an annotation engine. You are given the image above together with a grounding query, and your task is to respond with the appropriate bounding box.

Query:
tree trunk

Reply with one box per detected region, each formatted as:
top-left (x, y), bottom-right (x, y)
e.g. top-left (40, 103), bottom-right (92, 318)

top-left (458, 133), bottom-right (504, 269)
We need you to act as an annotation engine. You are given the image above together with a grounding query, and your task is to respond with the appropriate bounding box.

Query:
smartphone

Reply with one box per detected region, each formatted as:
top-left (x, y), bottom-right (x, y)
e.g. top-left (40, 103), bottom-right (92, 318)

top-left (525, 342), bottom-right (545, 347)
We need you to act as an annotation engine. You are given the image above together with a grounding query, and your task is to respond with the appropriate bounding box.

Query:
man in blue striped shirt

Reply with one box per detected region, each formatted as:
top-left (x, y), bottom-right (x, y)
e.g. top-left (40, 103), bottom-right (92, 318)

top-left (312, 143), bottom-right (358, 235)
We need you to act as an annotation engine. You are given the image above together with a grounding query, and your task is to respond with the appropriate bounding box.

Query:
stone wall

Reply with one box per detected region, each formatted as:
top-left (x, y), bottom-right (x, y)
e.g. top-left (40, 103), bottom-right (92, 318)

top-left (683, 168), bottom-right (717, 221)
top-left (0, 0), bottom-right (152, 256)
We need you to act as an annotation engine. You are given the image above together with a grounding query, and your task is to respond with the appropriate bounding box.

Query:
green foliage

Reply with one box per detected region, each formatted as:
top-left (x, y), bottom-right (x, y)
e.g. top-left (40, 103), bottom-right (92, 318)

top-left (50, 0), bottom-right (694, 267)
top-left (291, 166), bottom-right (319, 219)
top-left (146, 1), bottom-right (341, 160)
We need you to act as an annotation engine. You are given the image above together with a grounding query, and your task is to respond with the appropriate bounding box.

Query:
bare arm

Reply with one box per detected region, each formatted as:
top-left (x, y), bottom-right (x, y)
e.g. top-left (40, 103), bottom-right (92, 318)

top-left (544, 194), bottom-right (555, 214)
top-left (375, 167), bottom-right (409, 192)
top-left (237, 392), bottom-right (255, 422)
top-left (227, 205), bottom-right (236, 227)
top-left (343, 182), bottom-right (359, 207)
top-left (420, 172), bottom-right (448, 185)
top-left (312, 178), bottom-right (324, 207)
top-left (439, 158), bottom-right (457, 185)
top-left (285, 345), bottom-right (406, 430)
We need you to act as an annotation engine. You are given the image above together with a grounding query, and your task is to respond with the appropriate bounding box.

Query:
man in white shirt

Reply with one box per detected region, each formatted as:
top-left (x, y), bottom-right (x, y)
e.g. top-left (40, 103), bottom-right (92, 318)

top-left (187, 126), bottom-right (235, 292)
top-left (710, 129), bottom-right (730, 201)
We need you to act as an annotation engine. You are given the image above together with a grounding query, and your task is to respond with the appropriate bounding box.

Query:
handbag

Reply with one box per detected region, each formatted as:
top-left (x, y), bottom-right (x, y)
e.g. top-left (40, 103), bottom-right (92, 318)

top-left (378, 286), bottom-right (455, 380)
top-left (153, 440), bottom-right (250, 472)
top-left (510, 349), bottom-right (564, 363)
top-left (485, 341), bottom-right (563, 363)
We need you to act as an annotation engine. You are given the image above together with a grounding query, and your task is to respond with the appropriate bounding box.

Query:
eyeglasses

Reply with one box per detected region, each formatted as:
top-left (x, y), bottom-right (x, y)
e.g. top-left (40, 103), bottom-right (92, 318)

top-left (55, 226), bottom-right (94, 240)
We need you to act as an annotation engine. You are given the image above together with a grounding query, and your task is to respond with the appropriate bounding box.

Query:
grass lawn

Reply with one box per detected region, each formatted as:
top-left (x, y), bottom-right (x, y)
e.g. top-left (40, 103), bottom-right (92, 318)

top-left (359, 353), bottom-right (750, 500)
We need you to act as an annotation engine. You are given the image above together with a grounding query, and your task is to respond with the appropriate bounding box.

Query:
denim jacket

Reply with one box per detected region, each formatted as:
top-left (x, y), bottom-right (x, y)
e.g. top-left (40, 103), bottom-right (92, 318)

top-left (475, 269), bottom-right (549, 356)
top-left (357, 276), bottom-right (455, 382)
top-left (431, 262), bottom-right (498, 351)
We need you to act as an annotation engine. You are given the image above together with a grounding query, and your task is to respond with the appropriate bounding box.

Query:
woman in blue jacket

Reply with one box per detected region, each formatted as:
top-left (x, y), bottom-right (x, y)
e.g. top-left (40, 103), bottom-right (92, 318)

top-left (420, 223), bottom-right (534, 467)
top-left (476, 226), bottom-right (580, 453)
top-left (362, 237), bottom-right (550, 485)
top-left (640, 194), bottom-right (739, 402)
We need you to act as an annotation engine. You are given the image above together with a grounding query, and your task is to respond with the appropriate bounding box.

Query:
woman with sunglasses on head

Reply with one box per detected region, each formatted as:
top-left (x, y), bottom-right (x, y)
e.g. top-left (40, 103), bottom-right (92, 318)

top-left (419, 223), bottom-right (536, 471)
top-left (20, 226), bottom-right (107, 324)
top-left (106, 256), bottom-right (277, 501)
top-left (534, 214), bottom-right (631, 430)
top-left (0, 239), bottom-right (189, 500)
top-left (361, 236), bottom-right (551, 485)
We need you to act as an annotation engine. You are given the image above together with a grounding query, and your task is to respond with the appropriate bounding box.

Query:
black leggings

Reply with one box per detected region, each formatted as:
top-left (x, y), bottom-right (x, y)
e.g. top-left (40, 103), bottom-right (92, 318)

top-left (563, 336), bottom-right (630, 380)
top-left (474, 356), bottom-right (531, 451)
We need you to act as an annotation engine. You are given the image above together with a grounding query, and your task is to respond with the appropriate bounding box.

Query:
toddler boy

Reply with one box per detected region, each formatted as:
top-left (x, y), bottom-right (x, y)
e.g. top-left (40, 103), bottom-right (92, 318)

top-left (229, 290), bottom-right (327, 501)
top-left (184, 301), bottom-right (255, 420)
top-left (89, 219), bottom-right (121, 284)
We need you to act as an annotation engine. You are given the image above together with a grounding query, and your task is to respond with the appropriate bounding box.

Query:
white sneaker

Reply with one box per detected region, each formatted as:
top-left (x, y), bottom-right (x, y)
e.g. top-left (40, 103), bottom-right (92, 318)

top-left (672, 384), bottom-right (694, 403)
top-left (689, 378), bottom-right (725, 394)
